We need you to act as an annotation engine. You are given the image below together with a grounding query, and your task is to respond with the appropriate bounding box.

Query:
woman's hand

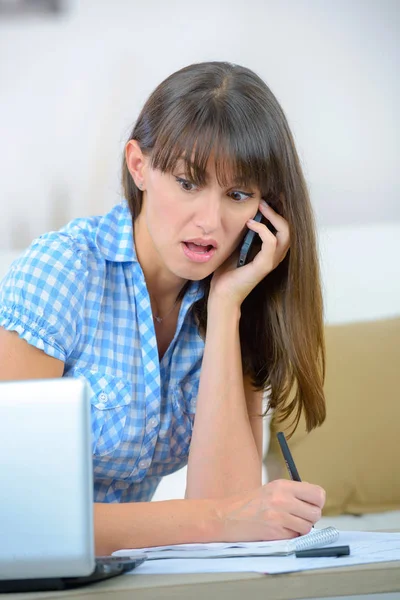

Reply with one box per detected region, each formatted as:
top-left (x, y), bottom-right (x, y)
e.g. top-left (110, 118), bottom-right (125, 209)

top-left (216, 479), bottom-right (326, 542)
top-left (210, 199), bottom-right (290, 308)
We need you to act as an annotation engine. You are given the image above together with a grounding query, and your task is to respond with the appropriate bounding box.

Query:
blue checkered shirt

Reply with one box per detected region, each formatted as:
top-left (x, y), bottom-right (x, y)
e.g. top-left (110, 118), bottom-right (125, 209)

top-left (0, 201), bottom-right (205, 502)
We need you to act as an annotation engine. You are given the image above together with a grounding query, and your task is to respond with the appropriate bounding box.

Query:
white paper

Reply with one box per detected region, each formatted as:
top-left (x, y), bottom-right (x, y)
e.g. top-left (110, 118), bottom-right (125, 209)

top-left (123, 531), bottom-right (400, 575)
top-left (114, 527), bottom-right (339, 559)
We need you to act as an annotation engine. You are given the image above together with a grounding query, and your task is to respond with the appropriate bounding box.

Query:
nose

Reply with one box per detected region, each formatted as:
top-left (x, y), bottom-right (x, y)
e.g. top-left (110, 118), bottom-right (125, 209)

top-left (194, 193), bottom-right (221, 234)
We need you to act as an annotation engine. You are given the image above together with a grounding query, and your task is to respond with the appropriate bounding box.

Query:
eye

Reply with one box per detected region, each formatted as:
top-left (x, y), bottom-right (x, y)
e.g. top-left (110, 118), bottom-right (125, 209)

top-left (175, 177), bottom-right (198, 192)
top-left (228, 190), bottom-right (255, 203)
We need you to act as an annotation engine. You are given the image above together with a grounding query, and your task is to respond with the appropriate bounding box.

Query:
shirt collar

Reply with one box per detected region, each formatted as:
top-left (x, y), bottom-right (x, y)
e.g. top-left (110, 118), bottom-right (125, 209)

top-left (95, 200), bottom-right (137, 262)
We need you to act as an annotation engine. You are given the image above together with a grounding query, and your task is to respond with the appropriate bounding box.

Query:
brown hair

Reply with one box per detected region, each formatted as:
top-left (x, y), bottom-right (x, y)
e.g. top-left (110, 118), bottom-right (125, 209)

top-left (122, 61), bottom-right (326, 433)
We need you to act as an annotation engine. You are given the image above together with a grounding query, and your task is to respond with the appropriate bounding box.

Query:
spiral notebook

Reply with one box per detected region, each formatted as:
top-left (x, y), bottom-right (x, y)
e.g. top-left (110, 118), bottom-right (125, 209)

top-left (113, 526), bottom-right (339, 560)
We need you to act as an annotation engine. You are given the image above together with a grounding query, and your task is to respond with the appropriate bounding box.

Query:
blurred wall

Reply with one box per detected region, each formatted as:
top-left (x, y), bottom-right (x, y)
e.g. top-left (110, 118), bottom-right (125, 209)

top-left (0, 0), bottom-right (398, 249)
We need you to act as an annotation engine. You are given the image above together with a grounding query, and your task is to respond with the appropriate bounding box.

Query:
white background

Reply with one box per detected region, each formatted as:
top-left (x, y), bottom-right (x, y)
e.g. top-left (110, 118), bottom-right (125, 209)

top-left (0, 0), bottom-right (398, 249)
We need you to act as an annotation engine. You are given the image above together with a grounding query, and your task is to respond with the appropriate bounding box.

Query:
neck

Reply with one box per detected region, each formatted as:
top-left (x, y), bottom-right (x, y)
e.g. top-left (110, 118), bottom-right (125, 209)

top-left (133, 213), bottom-right (187, 309)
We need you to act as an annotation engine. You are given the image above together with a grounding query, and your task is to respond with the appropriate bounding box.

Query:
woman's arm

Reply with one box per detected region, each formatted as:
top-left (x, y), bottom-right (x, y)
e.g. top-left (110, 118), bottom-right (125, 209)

top-left (95, 477), bottom-right (325, 554)
top-left (0, 328), bottom-right (64, 380)
top-left (95, 474), bottom-right (326, 553)
top-left (185, 299), bottom-right (263, 500)
top-left (94, 498), bottom-right (221, 555)
top-left (185, 201), bottom-right (290, 500)
top-left (244, 376), bottom-right (264, 460)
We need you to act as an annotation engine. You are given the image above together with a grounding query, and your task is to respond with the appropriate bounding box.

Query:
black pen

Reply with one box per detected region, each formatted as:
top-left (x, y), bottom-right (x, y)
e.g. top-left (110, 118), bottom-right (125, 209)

top-left (277, 431), bottom-right (316, 528)
top-left (296, 545), bottom-right (350, 558)
top-left (276, 431), bottom-right (301, 481)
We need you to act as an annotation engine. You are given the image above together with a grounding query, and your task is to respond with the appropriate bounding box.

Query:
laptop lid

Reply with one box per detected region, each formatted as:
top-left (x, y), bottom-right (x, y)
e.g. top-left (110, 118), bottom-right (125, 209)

top-left (0, 378), bottom-right (95, 579)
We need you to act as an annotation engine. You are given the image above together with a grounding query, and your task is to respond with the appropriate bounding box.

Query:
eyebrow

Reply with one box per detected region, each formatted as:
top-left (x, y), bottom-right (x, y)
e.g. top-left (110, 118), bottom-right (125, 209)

top-left (173, 159), bottom-right (253, 189)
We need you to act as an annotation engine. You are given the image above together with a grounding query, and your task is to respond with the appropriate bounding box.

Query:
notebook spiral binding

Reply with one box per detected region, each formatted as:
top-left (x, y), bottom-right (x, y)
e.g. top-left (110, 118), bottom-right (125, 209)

top-left (294, 527), bottom-right (340, 551)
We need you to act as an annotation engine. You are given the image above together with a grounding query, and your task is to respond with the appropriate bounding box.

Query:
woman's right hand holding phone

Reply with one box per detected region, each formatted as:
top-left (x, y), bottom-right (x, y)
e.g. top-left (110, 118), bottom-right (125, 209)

top-left (215, 479), bottom-right (326, 542)
top-left (209, 199), bottom-right (290, 310)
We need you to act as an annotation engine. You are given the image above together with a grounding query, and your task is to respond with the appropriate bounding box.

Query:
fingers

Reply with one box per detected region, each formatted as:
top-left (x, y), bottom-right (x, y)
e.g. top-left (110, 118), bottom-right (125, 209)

top-left (220, 479), bottom-right (326, 543)
top-left (267, 494), bottom-right (322, 526)
top-left (273, 478), bottom-right (326, 508)
top-left (266, 479), bottom-right (323, 514)
top-left (291, 481), bottom-right (326, 509)
top-left (258, 199), bottom-right (287, 232)
top-left (276, 513), bottom-right (314, 537)
top-left (258, 479), bottom-right (326, 537)
top-left (260, 509), bottom-right (314, 538)
top-left (259, 199), bottom-right (289, 244)
top-left (246, 201), bottom-right (290, 268)
top-left (264, 477), bottom-right (325, 507)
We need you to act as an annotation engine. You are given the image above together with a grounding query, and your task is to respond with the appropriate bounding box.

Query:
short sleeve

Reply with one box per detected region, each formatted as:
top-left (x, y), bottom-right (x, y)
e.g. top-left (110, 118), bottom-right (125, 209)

top-left (0, 233), bottom-right (87, 362)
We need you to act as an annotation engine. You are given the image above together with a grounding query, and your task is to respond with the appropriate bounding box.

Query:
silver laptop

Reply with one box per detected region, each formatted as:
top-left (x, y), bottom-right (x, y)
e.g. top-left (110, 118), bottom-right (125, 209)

top-left (0, 378), bottom-right (146, 592)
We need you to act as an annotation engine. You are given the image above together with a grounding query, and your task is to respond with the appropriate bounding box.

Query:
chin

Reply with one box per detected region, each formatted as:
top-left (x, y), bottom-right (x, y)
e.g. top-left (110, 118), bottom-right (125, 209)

top-left (171, 263), bottom-right (215, 282)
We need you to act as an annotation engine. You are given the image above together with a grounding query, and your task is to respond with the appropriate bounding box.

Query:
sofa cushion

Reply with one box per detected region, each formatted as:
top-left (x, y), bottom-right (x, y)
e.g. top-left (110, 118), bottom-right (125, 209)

top-left (266, 317), bottom-right (400, 516)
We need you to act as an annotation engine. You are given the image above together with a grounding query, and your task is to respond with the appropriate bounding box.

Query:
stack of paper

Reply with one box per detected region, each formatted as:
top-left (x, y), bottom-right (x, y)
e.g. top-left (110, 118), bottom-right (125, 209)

top-left (114, 527), bottom-right (339, 560)
top-left (112, 531), bottom-right (400, 576)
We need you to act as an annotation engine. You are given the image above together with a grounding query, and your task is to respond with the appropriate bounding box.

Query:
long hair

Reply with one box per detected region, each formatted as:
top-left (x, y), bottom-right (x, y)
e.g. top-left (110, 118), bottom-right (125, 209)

top-left (121, 61), bottom-right (326, 433)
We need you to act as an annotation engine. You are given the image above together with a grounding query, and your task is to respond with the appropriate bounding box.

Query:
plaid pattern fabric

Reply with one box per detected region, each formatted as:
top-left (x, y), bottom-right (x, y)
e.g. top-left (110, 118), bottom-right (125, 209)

top-left (0, 201), bottom-right (205, 502)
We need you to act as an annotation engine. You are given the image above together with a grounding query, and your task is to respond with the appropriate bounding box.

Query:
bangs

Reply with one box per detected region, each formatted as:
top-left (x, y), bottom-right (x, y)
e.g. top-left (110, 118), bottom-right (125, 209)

top-left (150, 101), bottom-right (280, 196)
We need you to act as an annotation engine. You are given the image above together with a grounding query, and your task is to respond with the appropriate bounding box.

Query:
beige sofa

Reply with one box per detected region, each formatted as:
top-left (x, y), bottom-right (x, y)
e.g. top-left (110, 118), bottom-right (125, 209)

top-left (299, 221), bottom-right (400, 530)
top-left (267, 316), bottom-right (400, 531)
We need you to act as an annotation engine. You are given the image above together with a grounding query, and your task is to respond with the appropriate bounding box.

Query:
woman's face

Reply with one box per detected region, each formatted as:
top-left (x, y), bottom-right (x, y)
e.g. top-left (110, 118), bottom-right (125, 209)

top-left (133, 150), bottom-right (262, 282)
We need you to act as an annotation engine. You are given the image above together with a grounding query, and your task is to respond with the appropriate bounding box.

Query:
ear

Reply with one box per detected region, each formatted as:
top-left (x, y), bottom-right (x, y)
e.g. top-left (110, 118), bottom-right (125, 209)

top-left (125, 140), bottom-right (149, 190)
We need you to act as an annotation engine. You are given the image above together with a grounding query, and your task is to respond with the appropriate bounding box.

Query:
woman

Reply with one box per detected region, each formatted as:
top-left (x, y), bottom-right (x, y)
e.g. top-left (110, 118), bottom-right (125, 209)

top-left (0, 61), bottom-right (326, 554)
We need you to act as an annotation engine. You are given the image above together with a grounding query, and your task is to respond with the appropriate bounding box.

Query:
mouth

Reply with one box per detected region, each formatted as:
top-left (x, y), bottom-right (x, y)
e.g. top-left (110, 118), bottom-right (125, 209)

top-left (181, 240), bottom-right (217, 264)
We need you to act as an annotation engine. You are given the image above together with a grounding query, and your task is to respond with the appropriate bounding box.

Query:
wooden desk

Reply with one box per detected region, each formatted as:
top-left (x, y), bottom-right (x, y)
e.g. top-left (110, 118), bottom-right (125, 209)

top-left (6, 560), bottom-right (400, 600)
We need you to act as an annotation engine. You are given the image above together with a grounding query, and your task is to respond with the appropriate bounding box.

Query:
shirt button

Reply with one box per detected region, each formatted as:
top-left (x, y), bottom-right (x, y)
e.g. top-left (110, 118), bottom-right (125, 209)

top-left (37, 307), bottom-right (44, 317)
top-left (90, 366), bottom-right (98, 374)
top-left (139, 459), bottom-right (150, 470)
top-left (74, 259), bottom-right (82, 269)
top-left (98, 392), bottom-right (107, 402)
top-left (39, 328), bottom-right (46, 336)
top-left (49, 336), bottom-right (55, 345)
top-left (149, 417), bottom-right (158, 428)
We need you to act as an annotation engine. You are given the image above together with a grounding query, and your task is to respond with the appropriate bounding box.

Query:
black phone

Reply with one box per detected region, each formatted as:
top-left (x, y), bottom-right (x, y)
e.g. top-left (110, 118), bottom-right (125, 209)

top-left (237, 211), bottom-right (262, 267)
